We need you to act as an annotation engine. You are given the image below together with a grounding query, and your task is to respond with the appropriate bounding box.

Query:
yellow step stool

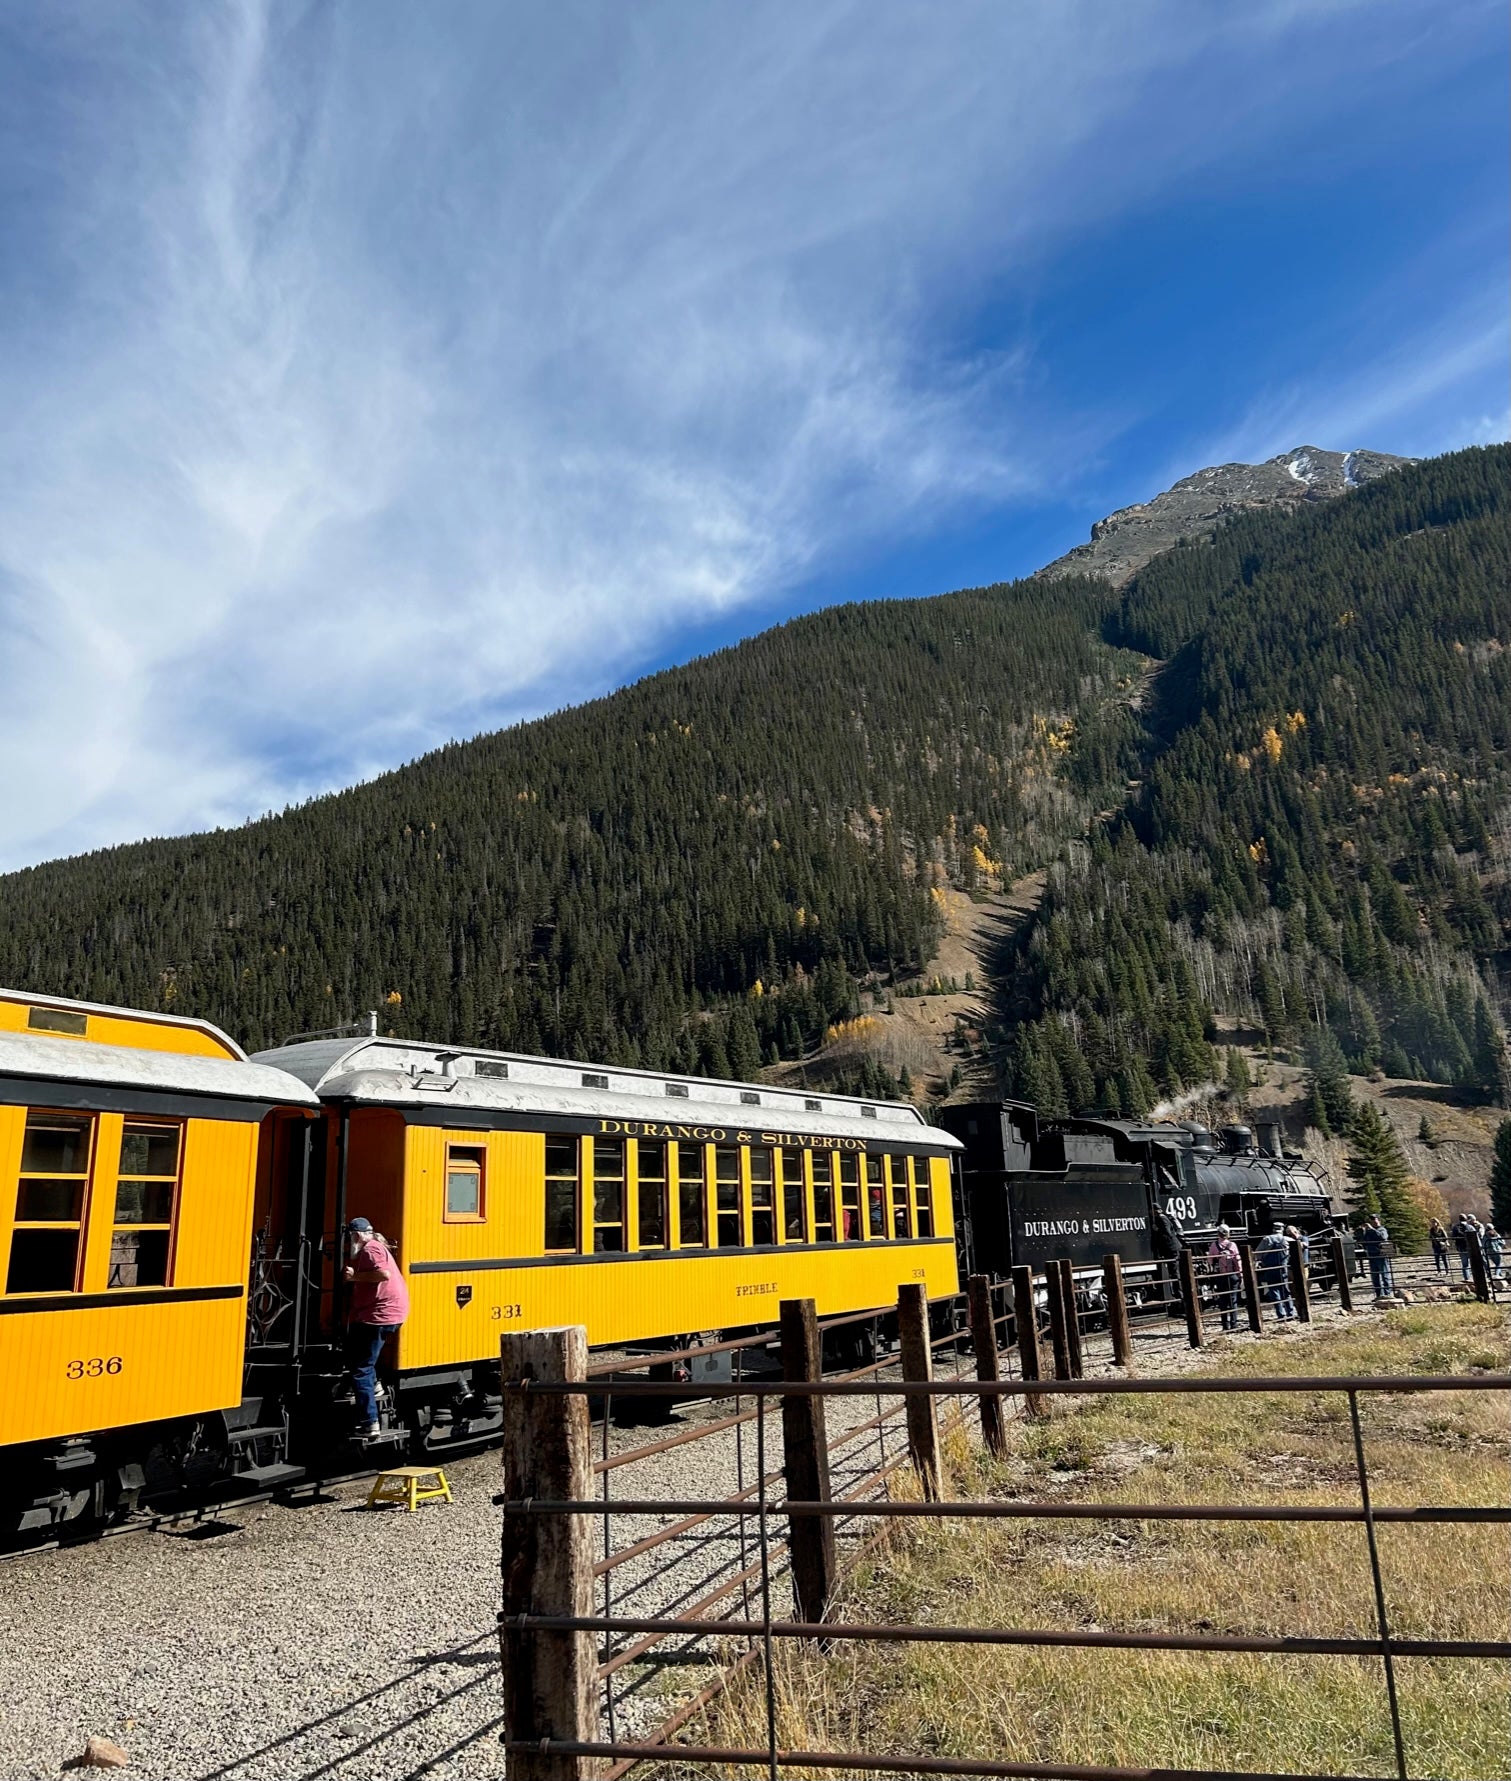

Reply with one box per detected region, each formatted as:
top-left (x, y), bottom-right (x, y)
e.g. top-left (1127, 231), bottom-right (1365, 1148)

top-left (366, 1465), bottom-right (453, 1513)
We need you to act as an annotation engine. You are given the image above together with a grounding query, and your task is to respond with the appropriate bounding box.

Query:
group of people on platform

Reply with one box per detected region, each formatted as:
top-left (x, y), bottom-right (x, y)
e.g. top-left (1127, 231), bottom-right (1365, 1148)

top-left (1429, 1214), bottom-right (1506, 1286)
top-left (1199, 1206), bottom-right (1506, 1328)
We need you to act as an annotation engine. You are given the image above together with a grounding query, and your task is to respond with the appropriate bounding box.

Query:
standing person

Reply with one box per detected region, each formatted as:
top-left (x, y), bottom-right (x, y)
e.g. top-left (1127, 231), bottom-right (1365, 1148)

top-left (344, 1216), bottom-right (410, 1438)
top-left (1207, 1224), bottom-right (1243, 1331)
top-left (1359, 1213), bottom-right (1394, 1299)
top-left (1479, 1222), bottom-right (1504, 1289)
top-left (1429, 1218), bottom-right (1449, 1275)
top-left (1452, 1214), bottom-right (1475, 1282)
top-left (1255, 1223), bottom-right (1295, 1322)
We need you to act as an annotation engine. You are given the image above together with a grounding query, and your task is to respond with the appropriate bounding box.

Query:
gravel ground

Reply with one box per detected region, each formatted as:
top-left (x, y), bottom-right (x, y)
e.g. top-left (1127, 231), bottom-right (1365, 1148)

top-left (0, 1283), bottom-right (1420, 1780)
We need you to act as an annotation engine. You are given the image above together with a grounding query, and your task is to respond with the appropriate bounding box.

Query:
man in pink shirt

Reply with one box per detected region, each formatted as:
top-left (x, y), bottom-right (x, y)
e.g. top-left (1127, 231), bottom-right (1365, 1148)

top-left (343, 1217), bottom-right (410, 1437)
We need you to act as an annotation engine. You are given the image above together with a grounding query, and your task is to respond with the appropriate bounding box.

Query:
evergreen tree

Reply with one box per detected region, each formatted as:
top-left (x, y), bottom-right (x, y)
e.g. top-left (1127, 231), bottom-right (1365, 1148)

top-left (1346, 1102), bottom-right (1428, 1252)
top-left (1224, 1046), bottom-right (1252, 1103)
top-left (1305, 1026), bottom-right (1354, 1133)
top-left (1490, 1119), bottom-right (1511, 1233)
top-left (1469, 999), bottom-right (1508, 1104)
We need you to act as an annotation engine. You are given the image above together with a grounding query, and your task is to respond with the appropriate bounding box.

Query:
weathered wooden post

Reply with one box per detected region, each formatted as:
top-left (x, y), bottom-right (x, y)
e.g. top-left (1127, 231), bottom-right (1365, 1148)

top-left (1056, 1258), bottom-right (1085, 1378)
top-left (1102, 1253), bottom-right (1134, 1368)
top-left (966, 1273), bottom-right (1007, 1458)
top-left (779, 1297), bottom-right (836, 1631)
top-left (1239, 1241), bottom-right (1263, 1333)
top-left (1011, 1264), bottom-right (1046, 1418)
top-left (1043, 1258), bottom-right (1075, 1382)
top-left (499, 1326), bottom-right (599, 1781)
top-left (1467, 1235), bottom-right (1492, 1304)
top-left (1288, 1237), bottom-right (1312, 1324)
top-left (1330, 1234), bottom-right (1354, 1313)
top-left (1177, 1248), bottom-right (1205, 1349)
top-left (898, 1282), bottom-right (943, 1499)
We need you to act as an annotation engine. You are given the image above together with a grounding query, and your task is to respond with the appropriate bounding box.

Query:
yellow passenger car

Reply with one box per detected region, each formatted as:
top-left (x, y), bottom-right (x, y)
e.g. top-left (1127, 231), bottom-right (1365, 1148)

top-left (0, 990), bottom-right (317, 1528)
top-left (255, 1034), bottom-right (963, 1444)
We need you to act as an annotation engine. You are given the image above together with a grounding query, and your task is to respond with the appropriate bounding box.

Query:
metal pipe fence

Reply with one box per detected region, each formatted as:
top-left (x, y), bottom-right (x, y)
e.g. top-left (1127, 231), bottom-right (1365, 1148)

top-left (499, 1278), bottom-right (1510, 1781)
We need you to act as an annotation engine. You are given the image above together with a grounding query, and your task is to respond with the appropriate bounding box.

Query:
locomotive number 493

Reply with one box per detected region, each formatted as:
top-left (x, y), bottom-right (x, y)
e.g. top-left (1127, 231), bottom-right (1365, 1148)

top-left (66, 1356), bottom-right (124, 1380)
top-left (1164, 1197), bottom-right (1199, 1222)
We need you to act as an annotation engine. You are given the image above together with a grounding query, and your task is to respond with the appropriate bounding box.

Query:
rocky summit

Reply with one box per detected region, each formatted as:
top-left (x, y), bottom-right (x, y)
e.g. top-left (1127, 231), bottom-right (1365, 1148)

top-left (1038, 445), bottom-right (1413, 584)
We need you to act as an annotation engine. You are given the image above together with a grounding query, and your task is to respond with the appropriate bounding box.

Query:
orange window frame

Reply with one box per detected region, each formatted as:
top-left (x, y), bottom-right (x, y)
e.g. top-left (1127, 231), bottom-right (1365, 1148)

top-left (108, 1118), bottom-right (184, 1290)
top-left (443, 1142), bottom-right (487, 1224)
top-left (5, 1108), bottom-right (97, 1297)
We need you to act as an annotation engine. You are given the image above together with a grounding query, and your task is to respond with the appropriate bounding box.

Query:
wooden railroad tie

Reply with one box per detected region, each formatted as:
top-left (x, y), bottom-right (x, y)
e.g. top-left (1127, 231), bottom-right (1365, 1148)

top-left (366, 1465), bottom-right (453, 1513)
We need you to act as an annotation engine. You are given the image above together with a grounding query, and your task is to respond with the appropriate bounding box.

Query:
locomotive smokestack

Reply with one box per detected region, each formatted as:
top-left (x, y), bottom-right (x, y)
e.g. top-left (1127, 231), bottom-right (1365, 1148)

top-left (1256, 1119), bottom-right (1283, 1158)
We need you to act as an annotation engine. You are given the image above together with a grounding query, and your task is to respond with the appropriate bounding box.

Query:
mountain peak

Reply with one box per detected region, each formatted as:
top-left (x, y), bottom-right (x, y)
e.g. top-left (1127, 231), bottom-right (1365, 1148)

top-left (1040, 444), bottom-right (1414, 584)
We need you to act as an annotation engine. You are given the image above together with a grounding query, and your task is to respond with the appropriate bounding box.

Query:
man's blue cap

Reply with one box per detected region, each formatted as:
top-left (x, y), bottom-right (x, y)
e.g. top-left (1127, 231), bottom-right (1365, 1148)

top-left (349, 1216), bottom-right (373, 1233)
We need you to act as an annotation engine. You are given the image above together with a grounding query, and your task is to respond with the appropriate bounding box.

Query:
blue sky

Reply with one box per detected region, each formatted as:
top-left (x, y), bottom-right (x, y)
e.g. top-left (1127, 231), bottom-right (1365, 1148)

top-left (0, 0), bottom-right (1505, 871)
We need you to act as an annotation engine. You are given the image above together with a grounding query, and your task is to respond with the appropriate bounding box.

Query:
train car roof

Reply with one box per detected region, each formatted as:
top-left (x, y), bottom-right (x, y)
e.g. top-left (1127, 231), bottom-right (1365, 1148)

top-left (1, 985), bottom-right (247, 1059)
top-left (0, 1026), bottom-right (321, 1108)
top-left (251, 1036), bottom-right (961, 1149)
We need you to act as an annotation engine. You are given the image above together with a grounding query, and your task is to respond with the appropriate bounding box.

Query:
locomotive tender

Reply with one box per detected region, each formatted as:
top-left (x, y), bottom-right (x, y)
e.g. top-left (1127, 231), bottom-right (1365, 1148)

top-left (940, 1099), bottom-right (1352, 1284)
top-left (0, 987), bottom-right (960, 1532)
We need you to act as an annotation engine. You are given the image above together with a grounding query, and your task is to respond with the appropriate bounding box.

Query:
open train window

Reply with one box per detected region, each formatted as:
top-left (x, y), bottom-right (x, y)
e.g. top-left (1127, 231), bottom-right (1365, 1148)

top-left (714, 1145), bottom-right (741, 1248)
top-left (544, 1136), bottom-right (580, 1253)
top-left (780, 1148), bottom-right (806, 1242)
top-left (837, 1153), bottom-right (862, 1241)
top-left (865, 1154), bottom-right (888, 1238)
top-left (749, 1149), bottom-right (775, 1247)
top-left (443, 1144), bottom-right (486, 1223)
top-left (592, 1139), bottom-right (626, 1253)
top-left (913, 1157), bottom-right (934, 1238)
top-left (676, 1143), bottom-right (706, 1248)
top-left (109, 1121), bottom-right (181, 1288)
top-left (810, 1152), bottom-right (835, 1242)
top-left (637, 1142), bottom-right (668, 1249)
top-left (7, 1112), bottom-right (94, 1295)
top-left (26, 1006), bottom-right (88, 1037)
top-left (889, 1156), bottom-right (911, 1239)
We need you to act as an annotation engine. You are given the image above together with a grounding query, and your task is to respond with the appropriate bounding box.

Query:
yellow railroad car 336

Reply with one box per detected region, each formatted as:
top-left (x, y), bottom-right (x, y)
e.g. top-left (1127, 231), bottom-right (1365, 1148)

top-left (0, 990), bottom-right (317, 1530)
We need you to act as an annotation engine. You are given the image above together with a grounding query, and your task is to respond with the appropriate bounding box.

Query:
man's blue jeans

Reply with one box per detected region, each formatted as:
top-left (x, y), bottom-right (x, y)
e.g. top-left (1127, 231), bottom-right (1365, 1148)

top-left (346, 1322), bottom-right (399, 1424)
top-left (1368, 1259), bottom-right (1394, 1298)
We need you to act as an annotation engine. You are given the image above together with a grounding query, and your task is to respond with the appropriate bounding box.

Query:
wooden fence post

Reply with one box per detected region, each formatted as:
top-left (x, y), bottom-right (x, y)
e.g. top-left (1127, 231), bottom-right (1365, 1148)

top-left (1330, 1234), bottom-right (1354, 1314)
top-left (1239, 1241), bottom-right (1263, 1333)
top-left (779, 1297), bottom-right (836, 1630)
top-left (1177, 1248), bottom-right (1205, 1349)
top-left (967, 1273), bottom-right (1007, 1458)
top-left (1467, 1236), bottom-right (1492, 1303)
top-left (1289, 1238), bottom-right (1312, 1324)
top-left (499, 1326), bottom-right (599, 1781)
top-left (1056, 1258), bottom-right (1085, 1378)
top-left (1102, 1253), bottom-right (1134, 1368)
top-left (1043, 1259), bottom-right (1075, 1382)
top-left (1011, 1264), bottom-right (1045, 1418)
top-left (898, 1282), bottom-right (943, 1499)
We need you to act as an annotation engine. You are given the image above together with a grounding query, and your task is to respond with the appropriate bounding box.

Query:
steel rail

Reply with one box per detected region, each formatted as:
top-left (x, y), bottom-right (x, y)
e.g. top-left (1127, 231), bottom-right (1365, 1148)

top-left (503, 1370), bottom-right (1510, 1398)
top-left (506, 1738), bottom-right (1401, 1781)
top-left (505, 1612), bottom-right (1511, 1661)
top-left (504, 1496), bottom-right (1511, 1525)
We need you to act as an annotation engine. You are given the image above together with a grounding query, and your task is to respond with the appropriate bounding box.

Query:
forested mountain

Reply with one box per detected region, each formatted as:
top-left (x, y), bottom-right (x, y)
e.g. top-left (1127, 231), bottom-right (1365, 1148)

top-left (1007, 445), bottom-right (1509, 1114)
top-left (0, 445), bottom-right (1506, 1115)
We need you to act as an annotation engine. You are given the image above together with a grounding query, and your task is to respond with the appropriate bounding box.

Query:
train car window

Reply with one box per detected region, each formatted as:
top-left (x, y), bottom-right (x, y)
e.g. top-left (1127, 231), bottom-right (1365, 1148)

top-left (749, 1148), bottom-right (775, 1247)
top-left (109, 1121), bottom-right (181, 1288)
top-left (593, 1139), bottom-right (626, 1253)
top-left (865, 1154), bottom-right (888, 1238)
top-left (7, 1112), bottom-right (94, 1294)
top-left (26, 1006), bottom-right (88, 1036)
top-left (837, 1153), bottom-right (862, 1241)
top-left (810, 1152), bottom-right (835, 1242)
top-left (676, 1144), bottom-right (706, 1247)
top-left (637, 1142), bottom-right (668, 1249)
top-left (544, 1136), bottom-right (580, 1253)
top-left (714, 1145), bottom-right (741, 1248)
top-left (780, 1148), bottom-right (806, 1242)
top-left (888, 1156), bottom-right (911, 1239)
top-left (913, 1157), bottom-right (934, 1238)
top-left (443, 1144), bottom-right (485, 1222)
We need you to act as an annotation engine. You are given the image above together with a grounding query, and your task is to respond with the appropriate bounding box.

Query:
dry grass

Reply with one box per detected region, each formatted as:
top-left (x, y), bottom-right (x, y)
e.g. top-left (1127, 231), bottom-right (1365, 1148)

top-left (683, 1305), bottom-right (1510, 1779)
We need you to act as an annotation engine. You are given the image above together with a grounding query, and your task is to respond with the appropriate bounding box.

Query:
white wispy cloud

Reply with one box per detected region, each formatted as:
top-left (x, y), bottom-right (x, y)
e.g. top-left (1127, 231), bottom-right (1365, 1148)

top-left (0, 0), bottom-right (1500, 868)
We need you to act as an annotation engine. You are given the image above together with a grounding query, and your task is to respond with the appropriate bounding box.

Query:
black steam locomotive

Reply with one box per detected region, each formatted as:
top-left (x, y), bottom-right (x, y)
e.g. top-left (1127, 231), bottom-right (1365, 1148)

top-left (938, 1101), bottom-right (1354, 1288)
